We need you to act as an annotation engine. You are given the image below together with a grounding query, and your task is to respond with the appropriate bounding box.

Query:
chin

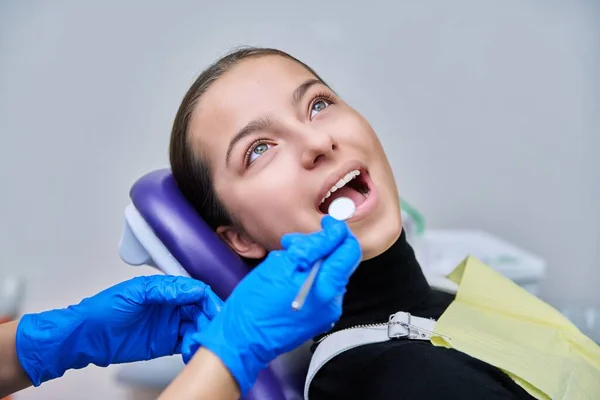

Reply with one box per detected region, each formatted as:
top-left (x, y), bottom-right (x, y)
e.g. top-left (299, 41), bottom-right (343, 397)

top-left (354, 208), bottom-right (402, 261)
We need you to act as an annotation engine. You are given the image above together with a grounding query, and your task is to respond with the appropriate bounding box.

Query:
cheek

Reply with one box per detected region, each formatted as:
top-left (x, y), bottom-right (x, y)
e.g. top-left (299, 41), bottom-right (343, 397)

top-left (332, 109), bottom-right (375, 140)
top-left (228, 177), bottom-right (308, 245)
top-left (339, 116), bottom-right (381, 155)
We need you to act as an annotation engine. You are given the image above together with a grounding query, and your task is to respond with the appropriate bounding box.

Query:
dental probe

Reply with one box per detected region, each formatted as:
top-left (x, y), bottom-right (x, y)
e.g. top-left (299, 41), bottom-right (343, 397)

top-left (291, 197), bottom-right (356, 311)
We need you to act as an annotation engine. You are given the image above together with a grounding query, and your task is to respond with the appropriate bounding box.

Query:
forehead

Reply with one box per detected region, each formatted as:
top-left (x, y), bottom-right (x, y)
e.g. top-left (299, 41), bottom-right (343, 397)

top-left (188, 55), bottom-right (317, 164)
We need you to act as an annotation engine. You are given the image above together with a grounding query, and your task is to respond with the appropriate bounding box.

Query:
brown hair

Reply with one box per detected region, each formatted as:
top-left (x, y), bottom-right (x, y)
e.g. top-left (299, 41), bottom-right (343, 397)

top-left (169, 47), bottom-right (327, 230)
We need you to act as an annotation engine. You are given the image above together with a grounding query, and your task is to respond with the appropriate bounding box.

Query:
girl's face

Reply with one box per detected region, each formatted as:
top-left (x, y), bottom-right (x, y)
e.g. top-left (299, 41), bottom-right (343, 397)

top-left (188, 55), bottom-right (402, 260)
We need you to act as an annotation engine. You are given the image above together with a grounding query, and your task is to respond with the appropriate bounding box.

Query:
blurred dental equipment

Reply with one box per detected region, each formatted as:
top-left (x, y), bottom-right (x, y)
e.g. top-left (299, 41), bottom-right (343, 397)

top-left (0, 275), bottom-right (24, 324)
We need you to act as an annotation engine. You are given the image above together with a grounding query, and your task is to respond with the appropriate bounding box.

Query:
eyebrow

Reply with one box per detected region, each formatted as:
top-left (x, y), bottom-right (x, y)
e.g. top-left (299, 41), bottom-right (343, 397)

top-left (292, 78), bottom-right (322, 106)
top-left (225, 117), bottom-right (272, 167)
top-left (225, 78), bottom-right (324, 167)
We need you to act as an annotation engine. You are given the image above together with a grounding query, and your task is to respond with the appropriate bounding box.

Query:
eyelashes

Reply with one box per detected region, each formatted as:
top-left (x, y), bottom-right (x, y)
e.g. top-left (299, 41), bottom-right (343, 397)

top-left (244, 139), bottom-right (271, 166)
top-left (309, 91), bottom-right (337, 118)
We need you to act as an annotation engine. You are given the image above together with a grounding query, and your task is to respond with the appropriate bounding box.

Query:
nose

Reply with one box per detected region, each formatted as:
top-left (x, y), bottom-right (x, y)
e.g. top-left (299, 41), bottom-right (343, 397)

top-left (297, 127), bottom-right (337, 169)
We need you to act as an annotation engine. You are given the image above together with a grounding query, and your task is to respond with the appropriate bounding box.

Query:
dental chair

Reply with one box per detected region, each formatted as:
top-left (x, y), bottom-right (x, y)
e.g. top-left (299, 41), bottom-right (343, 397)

top-left (119, 169), bottom-right (309, 400)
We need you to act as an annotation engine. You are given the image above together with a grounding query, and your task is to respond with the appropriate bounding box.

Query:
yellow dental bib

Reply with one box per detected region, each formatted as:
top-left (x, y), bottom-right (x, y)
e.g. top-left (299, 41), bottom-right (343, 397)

top-left (431, 257), bottom-right (600, 399)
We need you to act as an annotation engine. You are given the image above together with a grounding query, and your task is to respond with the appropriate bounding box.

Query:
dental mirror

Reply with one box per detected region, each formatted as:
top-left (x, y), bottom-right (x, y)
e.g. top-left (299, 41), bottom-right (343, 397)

top-left (327, 197), bottom-right (356, 221)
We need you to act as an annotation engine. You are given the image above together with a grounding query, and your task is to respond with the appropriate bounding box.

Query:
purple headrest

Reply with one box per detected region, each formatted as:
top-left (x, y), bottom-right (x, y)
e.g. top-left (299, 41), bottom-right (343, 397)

top-left (129, 169), bottom-right (288, 400)
top-left (130, 169), bottom-right (249, 299)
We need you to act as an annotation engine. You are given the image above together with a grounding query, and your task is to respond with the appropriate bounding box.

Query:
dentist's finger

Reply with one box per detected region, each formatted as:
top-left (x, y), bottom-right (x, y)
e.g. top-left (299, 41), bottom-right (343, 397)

top-left (283, 218), bottom-right (349, 271)
top-left (144, 276), bottom-right (210, 305)
top-left (280, 215), bottom-right (347, 249)
top-left (312, 234), bottom-right (362, 303)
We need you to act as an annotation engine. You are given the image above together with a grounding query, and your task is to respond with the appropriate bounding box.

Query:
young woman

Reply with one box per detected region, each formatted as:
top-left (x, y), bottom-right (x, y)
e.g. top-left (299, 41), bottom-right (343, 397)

top-left (169, 47), bottom-right (536, 399)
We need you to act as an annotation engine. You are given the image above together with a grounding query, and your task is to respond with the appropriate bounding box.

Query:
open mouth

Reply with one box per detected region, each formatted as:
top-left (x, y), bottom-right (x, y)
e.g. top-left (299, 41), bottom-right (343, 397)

top-left (318, 168), bottom-right (371, 214)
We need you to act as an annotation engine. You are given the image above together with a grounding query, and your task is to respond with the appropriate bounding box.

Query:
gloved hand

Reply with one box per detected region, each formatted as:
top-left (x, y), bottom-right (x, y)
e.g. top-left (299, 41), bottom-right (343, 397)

top-left (16, 275), bottom-right (223, 386)
top-left (182, 215), bottom-right (362, 395)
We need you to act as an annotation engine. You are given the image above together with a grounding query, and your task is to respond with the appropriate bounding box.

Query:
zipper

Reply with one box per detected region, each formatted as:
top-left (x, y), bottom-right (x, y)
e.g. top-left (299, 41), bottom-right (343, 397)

top-left (316, 313), bottom-right (448, 345)
top-left (316, 321), bottom-right (389, 344)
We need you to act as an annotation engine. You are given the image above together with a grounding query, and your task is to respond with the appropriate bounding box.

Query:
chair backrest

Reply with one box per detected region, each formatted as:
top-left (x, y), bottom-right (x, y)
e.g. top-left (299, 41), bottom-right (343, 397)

top-left (119, 169), bottom-right (306, 400)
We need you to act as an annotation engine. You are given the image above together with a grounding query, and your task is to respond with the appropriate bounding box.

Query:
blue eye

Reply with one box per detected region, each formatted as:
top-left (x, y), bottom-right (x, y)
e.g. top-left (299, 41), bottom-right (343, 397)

top-left (310, 99), bottom-right (330, 119)
top-left (248, 142), bottom-right (272, 164)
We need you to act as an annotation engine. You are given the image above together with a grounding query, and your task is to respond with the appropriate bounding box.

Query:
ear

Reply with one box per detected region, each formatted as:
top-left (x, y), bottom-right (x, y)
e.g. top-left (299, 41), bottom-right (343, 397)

top-left (216, 225), bottom-right (267, 259)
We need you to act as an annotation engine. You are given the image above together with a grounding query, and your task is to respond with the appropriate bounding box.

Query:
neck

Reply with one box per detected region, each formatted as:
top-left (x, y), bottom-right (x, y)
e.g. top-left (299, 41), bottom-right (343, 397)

top-left (333, 229), bottom-right (431, 331)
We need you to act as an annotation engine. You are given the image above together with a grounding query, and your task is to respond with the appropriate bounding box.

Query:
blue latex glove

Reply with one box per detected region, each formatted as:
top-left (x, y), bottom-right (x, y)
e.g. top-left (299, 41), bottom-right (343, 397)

top-left (15, 275), bottom-right (223, 386)
top-left (182, 215), bottom-right (362, 395)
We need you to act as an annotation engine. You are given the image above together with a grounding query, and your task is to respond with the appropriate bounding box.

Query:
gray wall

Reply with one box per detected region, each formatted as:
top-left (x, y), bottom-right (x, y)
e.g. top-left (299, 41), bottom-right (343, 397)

top-left (1, 1), bottom-right (598, 398)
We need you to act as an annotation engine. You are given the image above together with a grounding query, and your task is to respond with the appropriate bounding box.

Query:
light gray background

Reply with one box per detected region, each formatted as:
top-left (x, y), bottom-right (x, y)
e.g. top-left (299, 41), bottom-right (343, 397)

top-left (1, 1), bottom-right (598, 398)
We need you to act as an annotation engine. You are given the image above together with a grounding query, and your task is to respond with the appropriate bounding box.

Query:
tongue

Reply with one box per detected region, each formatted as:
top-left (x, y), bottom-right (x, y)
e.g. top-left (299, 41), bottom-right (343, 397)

top-left (321, 186), bottom-right (366, 213)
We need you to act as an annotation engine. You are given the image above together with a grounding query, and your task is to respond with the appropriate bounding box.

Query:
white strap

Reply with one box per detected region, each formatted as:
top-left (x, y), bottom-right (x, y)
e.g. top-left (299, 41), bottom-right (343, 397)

top-left (304, 312), bottom-right (437, 399)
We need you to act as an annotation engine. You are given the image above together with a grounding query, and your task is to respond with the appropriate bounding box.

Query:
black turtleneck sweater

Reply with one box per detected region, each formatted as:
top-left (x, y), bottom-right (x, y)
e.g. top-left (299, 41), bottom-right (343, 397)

top-left (308, 231), bottom-right (535, 400)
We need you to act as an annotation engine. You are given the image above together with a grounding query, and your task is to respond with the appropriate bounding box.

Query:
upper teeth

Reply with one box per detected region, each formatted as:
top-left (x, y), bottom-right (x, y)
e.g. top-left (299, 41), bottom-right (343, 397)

top-left (320, 170), bottom-right (361, 204)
